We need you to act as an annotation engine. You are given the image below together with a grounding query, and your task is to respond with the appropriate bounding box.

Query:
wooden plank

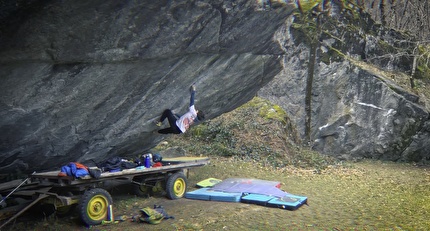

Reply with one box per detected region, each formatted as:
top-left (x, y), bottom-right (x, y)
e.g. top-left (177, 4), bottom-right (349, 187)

top-left (31, 171), bottom-right (66, 178)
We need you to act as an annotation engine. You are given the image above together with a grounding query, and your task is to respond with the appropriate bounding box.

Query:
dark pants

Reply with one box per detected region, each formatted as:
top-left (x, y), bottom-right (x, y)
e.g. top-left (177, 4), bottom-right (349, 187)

top-left (158, 109), bottom-right (182, 134)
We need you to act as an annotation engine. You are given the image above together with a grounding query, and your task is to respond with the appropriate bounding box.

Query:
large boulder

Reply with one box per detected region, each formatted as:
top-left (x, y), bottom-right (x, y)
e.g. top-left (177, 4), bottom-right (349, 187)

top-left (0, 0), bottom-right (294, 174)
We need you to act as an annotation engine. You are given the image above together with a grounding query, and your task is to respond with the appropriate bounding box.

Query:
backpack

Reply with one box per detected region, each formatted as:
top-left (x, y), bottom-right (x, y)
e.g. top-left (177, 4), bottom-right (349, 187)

top-left (138, 207), bottom-right (164, 224)
top-left (98, 156), bottom-right (122, 172)
top-left (135, 205), bottom-right (174, 224)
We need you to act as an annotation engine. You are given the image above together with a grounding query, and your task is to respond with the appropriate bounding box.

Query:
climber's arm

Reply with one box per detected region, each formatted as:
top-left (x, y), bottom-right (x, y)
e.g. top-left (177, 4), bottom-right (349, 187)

top-left (189, 85), bottom-right (196, 107)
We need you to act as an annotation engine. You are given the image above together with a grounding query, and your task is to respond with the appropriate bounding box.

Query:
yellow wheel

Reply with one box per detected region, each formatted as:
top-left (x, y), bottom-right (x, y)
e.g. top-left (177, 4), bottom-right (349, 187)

top-left (166, 172), bottom-right (187, 199)
top-left (79, 188), bottom-right (113, 226)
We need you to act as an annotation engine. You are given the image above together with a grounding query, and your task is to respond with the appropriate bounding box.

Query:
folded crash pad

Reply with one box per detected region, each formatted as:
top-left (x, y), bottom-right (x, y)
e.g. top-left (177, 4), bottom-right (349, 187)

top-left (185, 188), bottom-right (242, 202)
top-left (239, 193), bottom-right (273, 206)
top-left (241, 193), bottom-right (308, 210)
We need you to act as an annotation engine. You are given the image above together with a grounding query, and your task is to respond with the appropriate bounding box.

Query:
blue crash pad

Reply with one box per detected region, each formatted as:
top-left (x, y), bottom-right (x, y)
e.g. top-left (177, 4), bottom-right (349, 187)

top-left (186, 178), bottom-right (308, 211)
top-left (239, 193), bottom-right (273, 206)
top-left (241, 193), bottom-right (308, 210)
top-left (185, 188), bottom-right (242, 202)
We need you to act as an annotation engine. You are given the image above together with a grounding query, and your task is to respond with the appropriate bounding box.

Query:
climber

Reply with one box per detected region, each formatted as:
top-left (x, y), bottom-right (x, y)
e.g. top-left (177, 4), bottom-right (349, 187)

top-left (156, 84), bottom-right (205, 134)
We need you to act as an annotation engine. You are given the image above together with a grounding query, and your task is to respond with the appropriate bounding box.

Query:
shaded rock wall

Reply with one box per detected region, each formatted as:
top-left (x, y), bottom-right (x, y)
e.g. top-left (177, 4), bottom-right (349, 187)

top-left (0, 0), bottom-right (294, 174)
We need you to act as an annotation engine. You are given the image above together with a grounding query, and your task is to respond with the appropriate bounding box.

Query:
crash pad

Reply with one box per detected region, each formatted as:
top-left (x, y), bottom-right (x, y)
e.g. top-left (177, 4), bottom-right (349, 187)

top-left (241, 193), bottom-right (308, 210)
top-left (185, 188), bottom-right (242, 202)
top-left (267, 195), bottom-right (308, 210)
top-left (239, 193), bottom-right (273, 206)
top-left (211, 178), bottom-right (285, 198)
top-left (186, 178), bottom-right (308, 211)
top-left (162, 156), bottom-right (209, 163)
top-left (196, 178), bottom-right (222, 188)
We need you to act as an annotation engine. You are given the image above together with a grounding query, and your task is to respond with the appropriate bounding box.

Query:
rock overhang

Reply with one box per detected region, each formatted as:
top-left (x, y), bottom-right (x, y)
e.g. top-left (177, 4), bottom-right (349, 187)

top-left (0, 0), bottom-right (295, 174)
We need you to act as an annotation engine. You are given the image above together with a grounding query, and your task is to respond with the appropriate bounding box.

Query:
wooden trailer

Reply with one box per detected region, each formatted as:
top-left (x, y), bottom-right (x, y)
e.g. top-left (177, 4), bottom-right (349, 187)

top-left (0, 157), bottom-right (209, 229)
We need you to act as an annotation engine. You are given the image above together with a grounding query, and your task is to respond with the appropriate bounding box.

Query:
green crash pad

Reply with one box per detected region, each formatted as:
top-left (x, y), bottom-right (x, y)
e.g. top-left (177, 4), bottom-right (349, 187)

top-left (196, 178), bottom-right (222, 188)
top-left (162, 156), bottom-right (209, 164)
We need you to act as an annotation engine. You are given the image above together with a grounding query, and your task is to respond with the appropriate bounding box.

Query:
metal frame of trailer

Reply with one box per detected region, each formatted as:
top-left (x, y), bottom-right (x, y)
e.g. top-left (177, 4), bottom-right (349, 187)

top-left (0, 157), bottom-right (209, 229)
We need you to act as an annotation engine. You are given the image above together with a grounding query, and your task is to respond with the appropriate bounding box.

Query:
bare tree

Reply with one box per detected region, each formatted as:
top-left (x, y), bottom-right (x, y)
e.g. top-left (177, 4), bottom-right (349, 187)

top-left (363, 0), bottom-right (429, 41)
top-left (362, 0), bottom-right (430, 87)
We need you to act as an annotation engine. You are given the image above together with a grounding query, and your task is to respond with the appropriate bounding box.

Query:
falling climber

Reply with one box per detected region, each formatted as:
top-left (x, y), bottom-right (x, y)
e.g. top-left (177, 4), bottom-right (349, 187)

top-left (156, 85), bottom-right (205, 134)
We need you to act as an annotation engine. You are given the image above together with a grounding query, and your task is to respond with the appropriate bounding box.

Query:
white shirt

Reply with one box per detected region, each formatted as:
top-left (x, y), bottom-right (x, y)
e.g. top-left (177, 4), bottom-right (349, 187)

top-left (176, 105), bottom-right (198, 133)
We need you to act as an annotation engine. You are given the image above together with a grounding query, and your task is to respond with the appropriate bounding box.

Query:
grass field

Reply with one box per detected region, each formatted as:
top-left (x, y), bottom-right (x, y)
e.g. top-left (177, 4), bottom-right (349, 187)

top-left (5, 157), bottom-right (429, 231)
top-left (179, 157), bottom-right (430, 230)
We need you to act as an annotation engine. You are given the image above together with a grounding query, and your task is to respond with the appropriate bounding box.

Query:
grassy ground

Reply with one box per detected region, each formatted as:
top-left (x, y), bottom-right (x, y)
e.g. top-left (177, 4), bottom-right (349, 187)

top-left (3, 157), bottom-right (430, 230)
top-left (2, 97), bottom-right (430, 230)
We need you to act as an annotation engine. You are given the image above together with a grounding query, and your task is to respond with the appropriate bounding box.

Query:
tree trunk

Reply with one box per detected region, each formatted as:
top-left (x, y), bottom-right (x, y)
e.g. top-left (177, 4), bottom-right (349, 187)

top-left (304, 42), bottom-right (316, 146)
top-left (411, 49), bottom-right (417, 89)
top-left (379, 0), bottom-right (386, 25)
top-left (304, 13), bottom-right (322, 146)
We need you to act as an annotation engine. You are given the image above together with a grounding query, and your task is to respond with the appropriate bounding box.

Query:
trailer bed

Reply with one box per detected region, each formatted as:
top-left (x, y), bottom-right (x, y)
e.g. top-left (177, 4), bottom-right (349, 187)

top-left (30, 156), bottom-right (209, 186)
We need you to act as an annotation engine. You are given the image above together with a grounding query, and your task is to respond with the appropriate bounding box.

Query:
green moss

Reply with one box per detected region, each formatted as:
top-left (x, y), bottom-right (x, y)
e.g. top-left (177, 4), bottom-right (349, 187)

top-left (298, 0), bottom-right (320, 12)
top-left (259, 103), bottom-right (287, 122)
top-left (238, 96), bottom-right (268, 109)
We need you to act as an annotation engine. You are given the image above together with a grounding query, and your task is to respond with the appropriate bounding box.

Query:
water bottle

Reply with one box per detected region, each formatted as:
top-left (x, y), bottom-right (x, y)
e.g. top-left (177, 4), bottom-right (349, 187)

top-left (144, 154), bottom-right (151, 168)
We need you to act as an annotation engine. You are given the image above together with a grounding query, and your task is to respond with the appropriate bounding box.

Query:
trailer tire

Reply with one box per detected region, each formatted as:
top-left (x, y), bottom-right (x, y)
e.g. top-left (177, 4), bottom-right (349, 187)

top-left (79, 188), bottom-right (113, 226)
top-left (166, 172), bottom-right (187, 200)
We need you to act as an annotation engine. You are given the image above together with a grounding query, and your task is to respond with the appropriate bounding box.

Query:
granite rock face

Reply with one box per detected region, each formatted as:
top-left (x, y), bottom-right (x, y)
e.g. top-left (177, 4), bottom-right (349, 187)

top-left (259, 1), bottom-right (430, 162)
top-left (0, 0), bottom-right (294, 174)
